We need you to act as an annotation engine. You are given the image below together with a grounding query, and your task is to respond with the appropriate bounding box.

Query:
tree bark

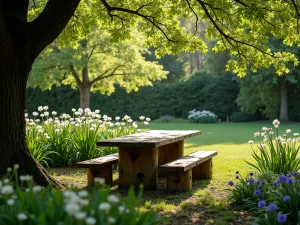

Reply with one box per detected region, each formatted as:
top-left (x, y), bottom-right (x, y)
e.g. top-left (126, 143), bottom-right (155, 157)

top-left (279, 78), bottom-right (289, 121)
top-left (0, 0), bottom-right (80, 186)
top-left (79, 81), bottom-right (91, 109)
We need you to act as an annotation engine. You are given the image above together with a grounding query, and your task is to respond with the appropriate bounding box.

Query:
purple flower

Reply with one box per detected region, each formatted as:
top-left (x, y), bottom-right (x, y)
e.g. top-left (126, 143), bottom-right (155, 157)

top-left (283, 196), bottom-right (291, 202)
top-left (254, 190), bottom-right (261, 196)
top-left (267, 203), bottom-right (278, 211)
top-left (255, 180), bottom-right (260, 185)
top-left (248, 178), bottom-right (255, 184)
top-left (249, 171), bottom-right (254, 176)
top-left (279, 174), bottom-right (287, 183)
top-left (286, 173), bottom-right (292, 178)
top-left (228, 180), bottom-right (234, 186)
top-left (236, 171), bottom-right (239, 174)
top-left (288, 178), bottom-right (294, 185)
top-left (261, 180), bottom-right (265, 186)
top-left (277, 213), bottom-right (287, 224)
top-left (293, 171), bottom-right (298, 177)
top-left (258, 185), bottom-right (263, 190)
top-left (273, 181), bottom-right (278, 187)
top-left (258, 200), bottom-right (266, 208)
top-left (235, 175), bottom-right (239, 179)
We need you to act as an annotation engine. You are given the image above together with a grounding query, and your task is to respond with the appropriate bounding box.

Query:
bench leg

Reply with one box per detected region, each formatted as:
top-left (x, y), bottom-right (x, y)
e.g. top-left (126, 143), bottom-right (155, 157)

top-left (118, 147), bottom-right (158, 190)
top-left (158, 140), bottom-right (184, 177)
top-left (87, 167), bottom-right (113, 186)
top-left (192, 158), bottom-right (213, 179)
top-left (167, 169), bottom-right (192, 192)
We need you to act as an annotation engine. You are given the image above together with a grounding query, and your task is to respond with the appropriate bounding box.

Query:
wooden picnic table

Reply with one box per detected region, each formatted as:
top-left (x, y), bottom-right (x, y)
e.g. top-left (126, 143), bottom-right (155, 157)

top-left (97, 130), bottom-right (200, 189)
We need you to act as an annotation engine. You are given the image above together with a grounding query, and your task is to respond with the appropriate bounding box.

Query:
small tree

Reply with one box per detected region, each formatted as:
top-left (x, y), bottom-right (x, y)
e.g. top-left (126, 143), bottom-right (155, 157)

top-left (28, 29), bottom-right (167, 109)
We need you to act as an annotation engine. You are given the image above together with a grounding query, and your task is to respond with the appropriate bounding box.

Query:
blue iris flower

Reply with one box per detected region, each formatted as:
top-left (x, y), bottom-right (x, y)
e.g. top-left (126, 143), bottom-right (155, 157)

top-left (267, 203), bottom-right (278, 211)
top-left (277, 213), bottom-right (287, 224)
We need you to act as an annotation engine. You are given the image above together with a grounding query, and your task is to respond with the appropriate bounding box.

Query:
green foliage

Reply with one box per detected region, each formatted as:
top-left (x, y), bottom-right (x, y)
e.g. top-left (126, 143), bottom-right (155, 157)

top-left (0, 167), bottom-right (159, 225)
top-left (246, 122), bottom-right (300, 175)
top-left (26, 72), bottom-right (239, 121)
top-left (26, 107), bottom-right (150, 167)
top-left (187, 109), bottom-right (217, 123)
top-left (230, 112), bottom-right (259, 122)
top-left (228, 172), bottom-right (271, 207)
top-left (29, 28), bottom-right (168, 98)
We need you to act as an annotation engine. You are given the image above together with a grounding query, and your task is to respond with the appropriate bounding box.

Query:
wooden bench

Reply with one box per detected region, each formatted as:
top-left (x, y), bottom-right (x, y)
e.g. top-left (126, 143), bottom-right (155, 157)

top-left (160, 151), bottom-right (217, 191)
top-left (76, 153), bottom-right (118, 186)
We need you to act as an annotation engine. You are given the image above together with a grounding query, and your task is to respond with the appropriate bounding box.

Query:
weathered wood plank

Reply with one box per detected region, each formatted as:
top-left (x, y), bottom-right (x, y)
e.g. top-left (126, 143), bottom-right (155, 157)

top-left (167, 169), bottom-right (192, 192)
top-left (76, 153), bottom-right (118, 168)
top-left (160, 151), bottom-right (217, 172)
top-left (97, 130), bottom-right (200, 148)
top-left (118, 147), bottom-right (158, 190)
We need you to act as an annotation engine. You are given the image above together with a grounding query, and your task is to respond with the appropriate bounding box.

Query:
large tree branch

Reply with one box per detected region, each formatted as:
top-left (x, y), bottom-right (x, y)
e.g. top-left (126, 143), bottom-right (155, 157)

top-left (29, 0), bottom-right (81, 60)
top-left (69, 64), bottom-right (82, 86)
top-left (90, 65), bottom-right (125, 85)
top-left (100, 0), bottom-right (177, 42)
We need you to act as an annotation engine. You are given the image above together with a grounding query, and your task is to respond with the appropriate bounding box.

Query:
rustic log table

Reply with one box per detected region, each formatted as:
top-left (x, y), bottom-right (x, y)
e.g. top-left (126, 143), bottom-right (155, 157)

top-left (96, 130), bottom-right (200, 190)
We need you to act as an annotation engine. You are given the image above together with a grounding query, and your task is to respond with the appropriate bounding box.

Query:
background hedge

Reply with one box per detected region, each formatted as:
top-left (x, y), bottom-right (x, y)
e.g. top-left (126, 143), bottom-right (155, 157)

top-left (26, 72), bottom-right (239, 121)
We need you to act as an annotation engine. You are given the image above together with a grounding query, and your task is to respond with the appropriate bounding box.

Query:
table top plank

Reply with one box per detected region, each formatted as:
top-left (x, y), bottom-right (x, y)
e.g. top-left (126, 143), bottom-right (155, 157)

top-left (97, 130), bottom-right (200, 148)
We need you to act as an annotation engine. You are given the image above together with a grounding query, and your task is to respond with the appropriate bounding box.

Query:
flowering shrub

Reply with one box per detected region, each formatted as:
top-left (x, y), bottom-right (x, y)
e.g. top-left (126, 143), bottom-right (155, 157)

top-left (0, 166), bottom-right (158, 225)
top-left (251, 173), bottom-right (300, 225)
top-left (187, 109), bottom-right (217, 123)
top-left (228, 171), bottom-right (272, 207)
top-left (246, 119), bottom-right (300, 174)
top-left (26, 106), bottom-right (151, 167)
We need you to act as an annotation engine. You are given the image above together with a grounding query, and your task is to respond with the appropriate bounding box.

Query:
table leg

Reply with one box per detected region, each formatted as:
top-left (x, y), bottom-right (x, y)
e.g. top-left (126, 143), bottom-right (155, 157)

top-left (87, 167), bottom-right (113, 186)
top-left (118, 147), bottom-right (158, 190)
top-left (158, 140), bottom-right (184, 176)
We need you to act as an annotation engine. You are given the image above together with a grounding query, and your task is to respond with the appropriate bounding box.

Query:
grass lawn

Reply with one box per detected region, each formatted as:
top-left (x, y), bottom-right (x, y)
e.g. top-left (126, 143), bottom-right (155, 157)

top-left (48, 120), bottom-right (300, 225)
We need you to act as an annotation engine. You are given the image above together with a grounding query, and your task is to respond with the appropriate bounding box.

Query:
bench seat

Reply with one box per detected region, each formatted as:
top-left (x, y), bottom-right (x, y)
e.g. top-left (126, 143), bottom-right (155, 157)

top-left (76, 153), bottom-right (118, 186)
top-left (160, 151), bottom-right (217, 191)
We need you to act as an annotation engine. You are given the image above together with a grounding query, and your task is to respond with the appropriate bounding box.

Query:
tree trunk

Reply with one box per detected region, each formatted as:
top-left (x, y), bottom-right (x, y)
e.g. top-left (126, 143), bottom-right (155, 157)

top-left (279, 78), bottom-right (289, 121)
top-left (0, 57), bottom-right (60, 186)
top-left (79, 63), bottom-right (91, 109)
top-left (79, 83), bottom-right (91, 109)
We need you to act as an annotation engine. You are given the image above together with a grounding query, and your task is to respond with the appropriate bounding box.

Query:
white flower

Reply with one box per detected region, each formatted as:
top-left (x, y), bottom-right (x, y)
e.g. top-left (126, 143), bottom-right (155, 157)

top-left (85, 217), bottom-right (96, 225)
top-left (144, 121), bottom-right (149, 125)
top-left (40, 114), bottom-right (45, 117)
top-left (38, 106), bottom-right (43, 112)
top-left (63, 190), bottom-right (76, 198)
top-left (108, 217), bottom-right (116, 224)
top-left (248, 140), bottom-right (254, 144)
top-left (139, 116), bottom-right (145, 121)
top-left (33, 185), bottom-right (42, 192)
top-left (44, 112), bottom-right (49, 116)
top-left (254, 132), bottom-right (260, 137)
top-left (65, 203), bottom-right (81, 215)
top-left (75, 212), bottom-right (87, 220)
top-left (20, 175), bottom-right (32, 181)
top-left (24, 113), bottom-right (28, 117)
top-left (260, 144), bottom-right (266, 148)
top-left (107, 195), bottom-right (119, 203)
top-left (262, 127), bottom-right (268, 131)
top-left (13, 164), bottom-right (19, 170)
top-left (94, 178), bottom-right (105, 184)
top-left (84, 108), bottom-right (91, 113)
top-left (294, 133), bottom-right (299, 136)
top-left (123, 115), bottom-right (129, 121)
top-left (286, 129), bottom-right (291, 134)
top-left (17, 213), bottom-right (27, 221)
top-left (128, 119), bottom-right (133, 123)
top-left (146, 117), bottom-right (151, 122)
top-left (43, 106), bottom-right (48, 111)
top-left (52, 111), bottom-right (57, 116)
top-left (118, 206), bottom-right (126, 213)
top-left (78, 190), bottom-right (88, 197)
top-left (95, 109), bottom-right (100, 114)
top-left (99, 202), bottom-right (111, 211)
top-left (7, 199), bottom-right (15, 205)
top-left (1, 185), bottom-right (13, 195)
top-left (32, 112), bottom-right (39, 117)
top-left (80, 199), bottom-right (89, 206)
top-left (272, 119), bottom-right (280, 128)
top-left (6, 167), bottom-right (12, 173)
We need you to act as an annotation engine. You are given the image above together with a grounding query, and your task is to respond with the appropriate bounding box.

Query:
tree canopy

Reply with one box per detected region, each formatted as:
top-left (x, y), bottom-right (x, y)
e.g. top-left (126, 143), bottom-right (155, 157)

top-left (28, 0), bottom-right (300, 78)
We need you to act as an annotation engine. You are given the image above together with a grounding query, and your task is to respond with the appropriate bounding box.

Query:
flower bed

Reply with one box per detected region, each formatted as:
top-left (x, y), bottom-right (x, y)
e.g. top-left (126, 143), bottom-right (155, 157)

top-left (26, 106), bottom-right (151, 167)
top-left (0, 166), bottom-right (158, 225)
top-left (228, 120), bottom-right (300, 224)
top-left (187, 109), bottom-right (217, 123)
